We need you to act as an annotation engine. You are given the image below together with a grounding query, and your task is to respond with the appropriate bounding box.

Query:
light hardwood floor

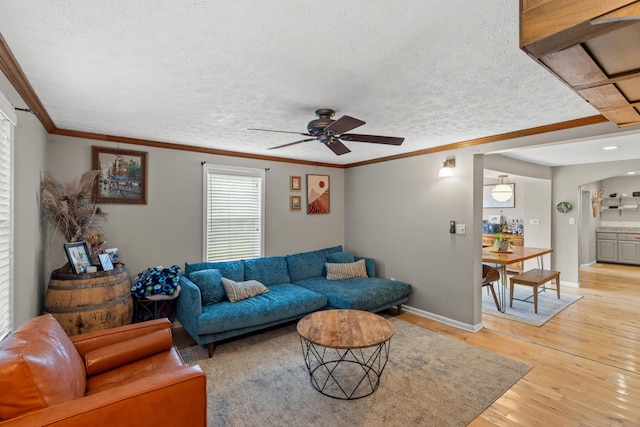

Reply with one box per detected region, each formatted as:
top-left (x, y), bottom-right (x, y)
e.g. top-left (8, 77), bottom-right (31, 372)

top-left (399, 263), bottom-right (640, 426)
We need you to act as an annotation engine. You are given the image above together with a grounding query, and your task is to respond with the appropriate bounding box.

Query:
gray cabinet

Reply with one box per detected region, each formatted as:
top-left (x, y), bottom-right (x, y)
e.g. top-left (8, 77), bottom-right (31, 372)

top-left (597, 239), bottom-right (617, 262)
top-left (596, 232), bottom-right (640, 264)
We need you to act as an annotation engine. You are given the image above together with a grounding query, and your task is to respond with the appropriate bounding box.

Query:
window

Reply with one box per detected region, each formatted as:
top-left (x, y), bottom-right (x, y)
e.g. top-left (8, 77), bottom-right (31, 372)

top-left (203, 165), bottom-right (265, 261)
top-left (0, 90), bottom-right (15, 341)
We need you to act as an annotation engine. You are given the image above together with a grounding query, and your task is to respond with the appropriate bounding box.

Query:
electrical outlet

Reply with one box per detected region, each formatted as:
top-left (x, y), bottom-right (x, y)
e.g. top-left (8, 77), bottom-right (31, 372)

top-left (530, 219), bottom-right (540, 225)
top-left (455, 224), bottom-right (466, 235)
top-left (569, 217), bottom-right (575, 225)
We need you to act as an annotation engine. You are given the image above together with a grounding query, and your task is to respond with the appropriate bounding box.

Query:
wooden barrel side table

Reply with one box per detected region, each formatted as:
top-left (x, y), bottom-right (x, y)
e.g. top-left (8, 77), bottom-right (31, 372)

top-left (43, 267), bottom-right (133, 336)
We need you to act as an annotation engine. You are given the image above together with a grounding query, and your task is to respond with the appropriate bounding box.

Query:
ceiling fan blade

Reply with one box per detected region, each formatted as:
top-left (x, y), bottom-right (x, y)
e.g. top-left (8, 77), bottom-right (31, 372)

top-left (325, 139), bottom-right (351, 156)
top-left (268, 138), bottom-right (315, 150)
top-left (323, 115), bottom-right (365, 135)
top-left (248, 128), bottom-right (312, 137)
top-left (340, 133), bottom-right (404, 145)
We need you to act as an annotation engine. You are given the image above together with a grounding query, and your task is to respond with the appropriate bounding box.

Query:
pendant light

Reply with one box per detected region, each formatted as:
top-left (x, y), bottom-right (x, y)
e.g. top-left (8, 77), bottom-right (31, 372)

top-left (492, 175), bottom-right (513, 201)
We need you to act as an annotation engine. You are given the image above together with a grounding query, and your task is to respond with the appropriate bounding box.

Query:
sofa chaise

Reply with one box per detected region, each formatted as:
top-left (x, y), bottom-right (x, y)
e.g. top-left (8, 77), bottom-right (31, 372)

top-left (176, 245), bottom-right (412, 357)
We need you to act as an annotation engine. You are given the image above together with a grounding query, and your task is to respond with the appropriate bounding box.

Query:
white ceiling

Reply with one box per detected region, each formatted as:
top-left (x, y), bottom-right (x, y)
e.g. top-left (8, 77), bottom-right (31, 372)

top-left (0, 0), bottom-right (624, 166)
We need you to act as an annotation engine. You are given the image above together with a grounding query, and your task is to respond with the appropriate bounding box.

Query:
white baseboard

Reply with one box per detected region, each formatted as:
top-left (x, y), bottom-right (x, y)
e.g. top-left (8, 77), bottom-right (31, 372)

top-left (580, 261), bottom-right (596, 268)
top-left (561, 280), bottom-right (579, 288)
top-left (402, 305), bottom-right (483, 333)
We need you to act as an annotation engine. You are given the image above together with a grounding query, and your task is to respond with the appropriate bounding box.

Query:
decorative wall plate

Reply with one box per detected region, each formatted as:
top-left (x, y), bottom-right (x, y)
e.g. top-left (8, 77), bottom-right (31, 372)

top-left (556, 201), bottom-right (572, 213)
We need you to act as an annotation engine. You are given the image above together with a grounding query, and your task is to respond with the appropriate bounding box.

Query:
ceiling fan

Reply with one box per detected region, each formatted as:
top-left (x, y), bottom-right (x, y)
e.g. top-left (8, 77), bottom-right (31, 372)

top-left (248, 108), bottom-right (404, 156)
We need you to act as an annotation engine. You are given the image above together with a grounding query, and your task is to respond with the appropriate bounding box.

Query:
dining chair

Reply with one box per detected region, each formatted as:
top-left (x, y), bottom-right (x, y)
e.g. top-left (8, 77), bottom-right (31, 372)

top-left (482, 264), bottom-right (501, 311)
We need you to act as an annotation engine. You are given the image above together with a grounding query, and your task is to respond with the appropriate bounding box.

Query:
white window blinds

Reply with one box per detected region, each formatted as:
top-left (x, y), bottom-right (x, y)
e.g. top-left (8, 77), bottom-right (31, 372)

top-left (203, 165), bottom-right (264, 262)
top-left (0, 91), bottom-right (15, 341)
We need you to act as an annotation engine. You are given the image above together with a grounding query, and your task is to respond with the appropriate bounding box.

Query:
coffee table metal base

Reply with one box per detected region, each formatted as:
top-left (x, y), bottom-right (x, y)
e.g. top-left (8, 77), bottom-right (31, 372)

top-left (299, 336), bottom-right (391, 400)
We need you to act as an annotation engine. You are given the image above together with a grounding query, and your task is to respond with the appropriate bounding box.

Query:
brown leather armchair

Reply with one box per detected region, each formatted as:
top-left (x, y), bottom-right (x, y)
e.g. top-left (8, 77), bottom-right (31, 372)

top-left (0, 314), bottom-right (206, 426)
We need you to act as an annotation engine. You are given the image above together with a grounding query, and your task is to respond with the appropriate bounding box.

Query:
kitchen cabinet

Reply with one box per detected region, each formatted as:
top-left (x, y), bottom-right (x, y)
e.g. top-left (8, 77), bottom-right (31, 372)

top-left (482, 234), bottom-right (524, 273)
top-left (596, 232), bottom-right (640, 264)
top-left (596, 234), bottom-right (617, 263)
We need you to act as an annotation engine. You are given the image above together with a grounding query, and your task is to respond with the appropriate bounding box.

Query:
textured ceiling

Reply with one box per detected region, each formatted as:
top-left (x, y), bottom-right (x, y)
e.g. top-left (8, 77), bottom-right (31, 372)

top-left (0, 0), bottom-right (601, 165)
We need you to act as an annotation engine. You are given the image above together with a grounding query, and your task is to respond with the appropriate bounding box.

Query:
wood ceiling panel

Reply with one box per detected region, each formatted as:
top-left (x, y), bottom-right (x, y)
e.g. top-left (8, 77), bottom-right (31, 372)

top-left (541, 45), bottom-right (607, 86)
top-left (600, 106), bottom-right (640, 126)
top-left (578, 85), bottom-right (629, 109)
top-left (520, 0), bottom-right (635, 49)
top-left (617, 78), bottom-right (640, 101)
top-left (584, 22), bottom-right (640, 75)
top-left (521, 0), bottom-right (640, 128)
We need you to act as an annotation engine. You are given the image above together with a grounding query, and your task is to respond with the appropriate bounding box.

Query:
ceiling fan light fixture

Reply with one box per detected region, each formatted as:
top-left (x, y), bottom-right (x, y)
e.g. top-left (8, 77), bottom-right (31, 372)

top-left (438, 158), bottom-right (455, 177)
top-left (492, 175), bottom-right (513, 201)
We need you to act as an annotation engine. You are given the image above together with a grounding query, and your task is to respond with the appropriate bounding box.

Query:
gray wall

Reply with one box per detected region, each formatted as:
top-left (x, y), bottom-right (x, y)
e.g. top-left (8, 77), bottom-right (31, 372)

top-left (345, 150), bottom-right (482, 329)
top-left (45, 135), bottom-right (346, 278)
top-left (0, 72), bottom-right (48, 327)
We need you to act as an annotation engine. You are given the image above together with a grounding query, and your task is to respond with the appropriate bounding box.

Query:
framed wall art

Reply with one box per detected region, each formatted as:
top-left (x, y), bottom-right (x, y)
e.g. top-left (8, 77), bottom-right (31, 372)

top-left (290, 176), bottom-right (301, 191)
top-left (92, 146), bottom-right (148, 204)
top-left (64, 242), bottom-right (94, 274)
top-left (290, 195), bottom-right (301, 211)
top-left (307, 174), bottom-right (330, 214)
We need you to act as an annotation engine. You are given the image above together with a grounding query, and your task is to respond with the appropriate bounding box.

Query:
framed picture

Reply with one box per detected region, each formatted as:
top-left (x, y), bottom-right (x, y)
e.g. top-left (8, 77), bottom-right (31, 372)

top-left (290, 176), bottom-right (301, 191)
top-left (64, 242), bottom-right (94, 274)
top-left (307, 174), bottom-right (330, 214)
top-left (290, 195), bottom-right (301, 211)
top-left (483, 184), bottom-right (515, 208)
top-left (98, 253), bottom-right (114, 271)
top-left (92, 146), bottom-right (148, 204)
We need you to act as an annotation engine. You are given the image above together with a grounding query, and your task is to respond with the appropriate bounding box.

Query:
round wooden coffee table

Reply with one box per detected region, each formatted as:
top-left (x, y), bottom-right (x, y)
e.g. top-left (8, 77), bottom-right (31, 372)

top-left (297, 309), bottom-right (394, 400)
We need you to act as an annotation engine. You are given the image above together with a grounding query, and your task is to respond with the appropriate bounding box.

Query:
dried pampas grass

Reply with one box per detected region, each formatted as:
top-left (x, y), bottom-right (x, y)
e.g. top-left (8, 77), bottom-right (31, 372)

top-left (41, 171), bottom-right (107, 242)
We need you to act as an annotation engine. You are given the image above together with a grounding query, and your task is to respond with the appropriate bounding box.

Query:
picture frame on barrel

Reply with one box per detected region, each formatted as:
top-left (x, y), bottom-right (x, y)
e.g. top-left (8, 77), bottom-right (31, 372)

top-left (64, 242), bottom-right (94, 274)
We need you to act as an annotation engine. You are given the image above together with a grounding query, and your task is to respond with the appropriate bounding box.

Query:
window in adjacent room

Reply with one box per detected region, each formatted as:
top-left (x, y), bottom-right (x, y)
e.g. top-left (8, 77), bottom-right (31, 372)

top-left (0, 90), bottom-right (16, 341)
top-left (203, 164), bottom-right (265, 262)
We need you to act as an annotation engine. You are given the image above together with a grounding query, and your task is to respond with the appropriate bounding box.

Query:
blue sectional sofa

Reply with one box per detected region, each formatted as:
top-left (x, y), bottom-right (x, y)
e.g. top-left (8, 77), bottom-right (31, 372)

top-left (176, 245), bottom-right (412, 357)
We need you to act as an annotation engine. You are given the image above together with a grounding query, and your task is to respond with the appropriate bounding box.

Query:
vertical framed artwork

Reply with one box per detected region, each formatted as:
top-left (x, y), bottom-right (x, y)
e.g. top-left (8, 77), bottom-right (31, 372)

top-left (290, 195), bottom-right (301, 211)
top-left (92, 146), bottom-right (148, 204)
top-left (307, 174), bottom-right (330, 214)
top-left (290, 176), bottom-right (301, 191)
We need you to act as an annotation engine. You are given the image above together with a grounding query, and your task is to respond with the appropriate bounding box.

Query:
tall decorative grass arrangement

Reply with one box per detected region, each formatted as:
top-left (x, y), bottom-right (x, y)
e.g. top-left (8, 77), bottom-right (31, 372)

top-left (41, 171), bottom-right (107, 243)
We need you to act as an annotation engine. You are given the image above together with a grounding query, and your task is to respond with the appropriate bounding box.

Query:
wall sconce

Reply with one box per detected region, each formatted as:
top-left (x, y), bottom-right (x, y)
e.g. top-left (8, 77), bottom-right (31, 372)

top-left (438, 158), bottom-right (455, 177)
top-left (492, 175), bottom-right (513, 201)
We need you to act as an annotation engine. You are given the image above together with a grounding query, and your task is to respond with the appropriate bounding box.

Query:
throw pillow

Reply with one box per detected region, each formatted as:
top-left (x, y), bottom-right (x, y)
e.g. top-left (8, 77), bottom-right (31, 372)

top-left (326, 251), bottom-right (355, 264)
top-left (189, 269), bottom-right (227, 305)
top-left (325, 259), bottom-right (368, 280)
top-left (221, 277), bottom-right (269, 302)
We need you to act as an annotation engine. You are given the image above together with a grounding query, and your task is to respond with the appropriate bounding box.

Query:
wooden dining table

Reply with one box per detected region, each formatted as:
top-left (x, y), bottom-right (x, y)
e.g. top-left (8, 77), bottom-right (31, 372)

top-left (482, 246), bottom-right (553, 312)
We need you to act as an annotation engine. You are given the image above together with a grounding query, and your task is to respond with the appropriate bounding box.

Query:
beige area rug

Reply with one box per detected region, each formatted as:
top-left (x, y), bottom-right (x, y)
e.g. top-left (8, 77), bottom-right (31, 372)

top-left (180, 317), bottom-right (531, 427)
top-left (482, 284), bottom-right (582, 326)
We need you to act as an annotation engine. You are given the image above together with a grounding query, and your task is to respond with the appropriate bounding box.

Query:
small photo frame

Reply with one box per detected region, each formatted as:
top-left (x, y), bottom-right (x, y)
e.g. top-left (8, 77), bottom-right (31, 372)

top-left (290, 176), bottom-right (301, 191)
top-left (98, 253), bottom-right (114, 271)
top-left (64, 242), bottom-right (94, 274)
top-left (290, 195), bottom-right (301, 211)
